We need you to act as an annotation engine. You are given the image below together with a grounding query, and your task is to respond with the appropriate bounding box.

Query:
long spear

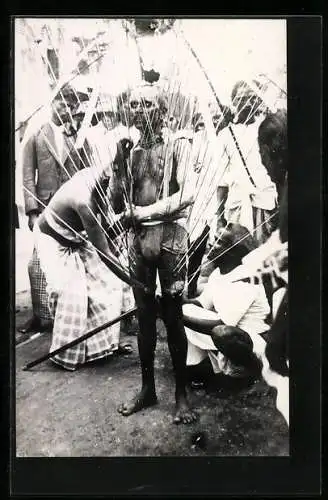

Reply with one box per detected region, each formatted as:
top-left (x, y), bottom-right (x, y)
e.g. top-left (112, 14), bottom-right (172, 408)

top-left (22, 306), bottom-right (138, 371)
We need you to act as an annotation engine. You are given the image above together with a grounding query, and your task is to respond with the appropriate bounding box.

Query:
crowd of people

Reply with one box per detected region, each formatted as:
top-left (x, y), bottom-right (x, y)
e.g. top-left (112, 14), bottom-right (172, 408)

top-left (17, 75), bottom-right (289, 425)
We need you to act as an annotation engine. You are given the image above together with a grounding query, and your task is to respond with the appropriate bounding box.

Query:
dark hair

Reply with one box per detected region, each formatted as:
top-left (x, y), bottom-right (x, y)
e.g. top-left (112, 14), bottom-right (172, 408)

top-left (258, 108), bottom-right (287, 195)
top-left (258, 109), bottom-right (287, 156)
top-left (52, 85), bottom-right (80, 109)
top-left (231, 80), bottom-right (262, 103)
top-left (208, 223), bottom-right (257, 271)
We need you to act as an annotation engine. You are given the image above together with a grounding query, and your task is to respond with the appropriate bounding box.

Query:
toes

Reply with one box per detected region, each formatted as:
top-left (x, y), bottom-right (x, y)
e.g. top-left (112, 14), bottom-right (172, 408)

top-left (191, 412), bottom-right (198, 422)
top-left (117, 404), bottom-right (127, 414)
top-left (175, 411), bottom-right (198, 424)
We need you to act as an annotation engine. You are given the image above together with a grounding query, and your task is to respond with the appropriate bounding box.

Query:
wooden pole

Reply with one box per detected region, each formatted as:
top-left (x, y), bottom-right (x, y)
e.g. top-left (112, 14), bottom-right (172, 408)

top-left (22, 306), bottom-right (138, 371)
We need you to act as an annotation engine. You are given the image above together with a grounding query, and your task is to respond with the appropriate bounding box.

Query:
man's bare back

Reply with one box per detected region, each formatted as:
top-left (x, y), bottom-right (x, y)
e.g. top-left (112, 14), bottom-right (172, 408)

top-left (38, 168), bottom-right (110, 244)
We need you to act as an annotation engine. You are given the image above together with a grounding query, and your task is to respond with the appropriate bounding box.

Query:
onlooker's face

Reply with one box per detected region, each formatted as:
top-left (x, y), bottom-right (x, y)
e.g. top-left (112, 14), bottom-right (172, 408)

top-left (73, 112), bottom-right (84, 130)
top-left (51, 96), bottom-right (76, 124)
top-left (233, 94), bottom-right (263, 124)
top-left (99, 112), bottom-right (115, 130)
top-left (258, 110), bottom-right (287, 191)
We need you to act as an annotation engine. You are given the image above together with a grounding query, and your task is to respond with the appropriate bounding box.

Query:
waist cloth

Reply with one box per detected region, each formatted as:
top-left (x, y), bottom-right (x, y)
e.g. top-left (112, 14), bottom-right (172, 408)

top-left (33, 221), bottom-right (123, 370)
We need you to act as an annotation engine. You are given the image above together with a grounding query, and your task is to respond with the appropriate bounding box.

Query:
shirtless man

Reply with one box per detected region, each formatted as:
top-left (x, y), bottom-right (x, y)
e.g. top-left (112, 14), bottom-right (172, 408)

top-left (34, 134), bottom-right (140, 370)
top-left (114, 84), bottom-right (198, 424)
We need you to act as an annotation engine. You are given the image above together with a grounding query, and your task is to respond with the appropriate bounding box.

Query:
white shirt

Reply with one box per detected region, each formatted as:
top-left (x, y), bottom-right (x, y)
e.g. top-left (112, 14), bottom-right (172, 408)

top-left (184, 267), bottom-right (270, 377)
top-left (50, 120), bottom-right (65, 161)
top-left (198, 268), bottom-right (270, 336)
top-left (217, 117), bottom-right (277, 212)
top-left (188, 129), bottom-right (223, 242)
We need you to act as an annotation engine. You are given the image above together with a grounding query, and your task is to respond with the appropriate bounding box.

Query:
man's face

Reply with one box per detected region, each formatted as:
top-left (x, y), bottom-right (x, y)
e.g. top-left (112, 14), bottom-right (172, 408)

top-left (233, 93), bottom-right (263, 124)
top-left (99, 112), bottom-right (115, 130)
top-left (51, 96), bottom-right (76, 124)
top-left (128, 89), bottom-right (162, 131)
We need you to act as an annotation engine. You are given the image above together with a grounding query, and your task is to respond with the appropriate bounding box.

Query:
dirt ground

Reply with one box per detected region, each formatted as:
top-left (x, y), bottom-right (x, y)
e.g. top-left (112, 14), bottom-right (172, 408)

top-left (15, 311), bottom-right (289, 457)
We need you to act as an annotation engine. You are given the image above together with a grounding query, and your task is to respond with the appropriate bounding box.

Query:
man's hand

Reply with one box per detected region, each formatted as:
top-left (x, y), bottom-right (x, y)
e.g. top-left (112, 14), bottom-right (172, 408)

top-left (131, 205), bottom-right (146, 224)
top-left (113, 206), bottom-right (137, 229)
top-left (28, 212), bottom-right (39, 231)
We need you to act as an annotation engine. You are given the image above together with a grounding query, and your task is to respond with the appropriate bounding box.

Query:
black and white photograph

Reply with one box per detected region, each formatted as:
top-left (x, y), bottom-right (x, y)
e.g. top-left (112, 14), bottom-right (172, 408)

top-left (13, 17), bottom-right (290, 459)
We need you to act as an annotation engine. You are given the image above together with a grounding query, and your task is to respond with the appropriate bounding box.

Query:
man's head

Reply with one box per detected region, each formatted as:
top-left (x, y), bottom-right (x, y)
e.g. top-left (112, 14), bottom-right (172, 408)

top-left (51, 85), bottom-right (80, 125)
top-left (192, 104), bottom-right (233, 135)
top-left (91, 96), bottom-right (117, 130)
top-left (205, 223), bottom-right (257, 276)
top-left (231, 80), bottom-right (265, 124)
top-left (121, 84), bottom-right (168, 133)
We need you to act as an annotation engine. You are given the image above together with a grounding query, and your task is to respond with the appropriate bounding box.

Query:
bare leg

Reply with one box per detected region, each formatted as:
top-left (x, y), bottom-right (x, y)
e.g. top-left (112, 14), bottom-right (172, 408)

top-left (118, 292), bottom-right (158, 416)
top-left (161, 294), bottom-right (198, 424)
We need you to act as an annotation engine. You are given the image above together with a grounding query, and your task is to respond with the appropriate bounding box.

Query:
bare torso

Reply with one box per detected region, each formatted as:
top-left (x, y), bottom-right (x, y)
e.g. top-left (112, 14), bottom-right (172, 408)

top-left (41, 169), bottom-right (103, 240)
top-left (131, 142), bottom-right (174, 206)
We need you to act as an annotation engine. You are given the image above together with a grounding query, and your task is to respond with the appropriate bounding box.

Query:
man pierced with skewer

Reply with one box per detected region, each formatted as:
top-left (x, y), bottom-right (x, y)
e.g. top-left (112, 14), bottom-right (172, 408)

top-left (114, 84), bottom-right (198, 424)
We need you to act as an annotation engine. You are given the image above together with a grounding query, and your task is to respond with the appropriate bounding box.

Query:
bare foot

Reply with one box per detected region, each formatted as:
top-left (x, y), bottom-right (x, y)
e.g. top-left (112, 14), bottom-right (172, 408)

top-left (118, 388), bottom-right (158, 416)
top-left (173, 396), bottom-right (198, 425)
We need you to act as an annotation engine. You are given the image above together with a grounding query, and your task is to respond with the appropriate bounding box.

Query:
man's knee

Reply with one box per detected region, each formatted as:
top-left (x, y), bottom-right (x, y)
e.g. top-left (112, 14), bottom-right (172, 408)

top-left (161, 293), bottom-right (183, 319)
top-left (134, 291), bottom-right (158, 318)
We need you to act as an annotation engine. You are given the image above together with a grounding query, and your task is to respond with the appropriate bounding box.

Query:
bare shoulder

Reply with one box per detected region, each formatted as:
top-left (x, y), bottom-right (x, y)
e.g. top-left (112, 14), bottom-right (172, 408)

top-left (69, 169), bottom-right (95, 207)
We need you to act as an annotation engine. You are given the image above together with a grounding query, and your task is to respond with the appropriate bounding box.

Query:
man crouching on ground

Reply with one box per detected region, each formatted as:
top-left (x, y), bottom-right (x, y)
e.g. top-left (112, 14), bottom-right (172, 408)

top-left (114, 83), bottom-right (198, 424)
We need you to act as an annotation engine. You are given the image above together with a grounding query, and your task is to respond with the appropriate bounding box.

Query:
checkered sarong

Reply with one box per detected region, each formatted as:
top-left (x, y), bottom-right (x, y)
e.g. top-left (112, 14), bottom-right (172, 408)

top-left (37, 234), bottom-right (123, 371)
top-left (27, 247), bottom-right (52, 321)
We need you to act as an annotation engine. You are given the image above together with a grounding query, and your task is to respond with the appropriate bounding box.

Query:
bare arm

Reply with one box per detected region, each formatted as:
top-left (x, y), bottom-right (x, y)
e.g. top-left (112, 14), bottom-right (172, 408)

top-left (132, 190), bottom-right (194, 223)
top-left (182, 303), bottom-right (223, 335)
top-left (77, 194), bottom-right (145, 289)
top-left (133, 138), bottom-right (197, 223)
top-left (78, 204), bottom-right (116, 266)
